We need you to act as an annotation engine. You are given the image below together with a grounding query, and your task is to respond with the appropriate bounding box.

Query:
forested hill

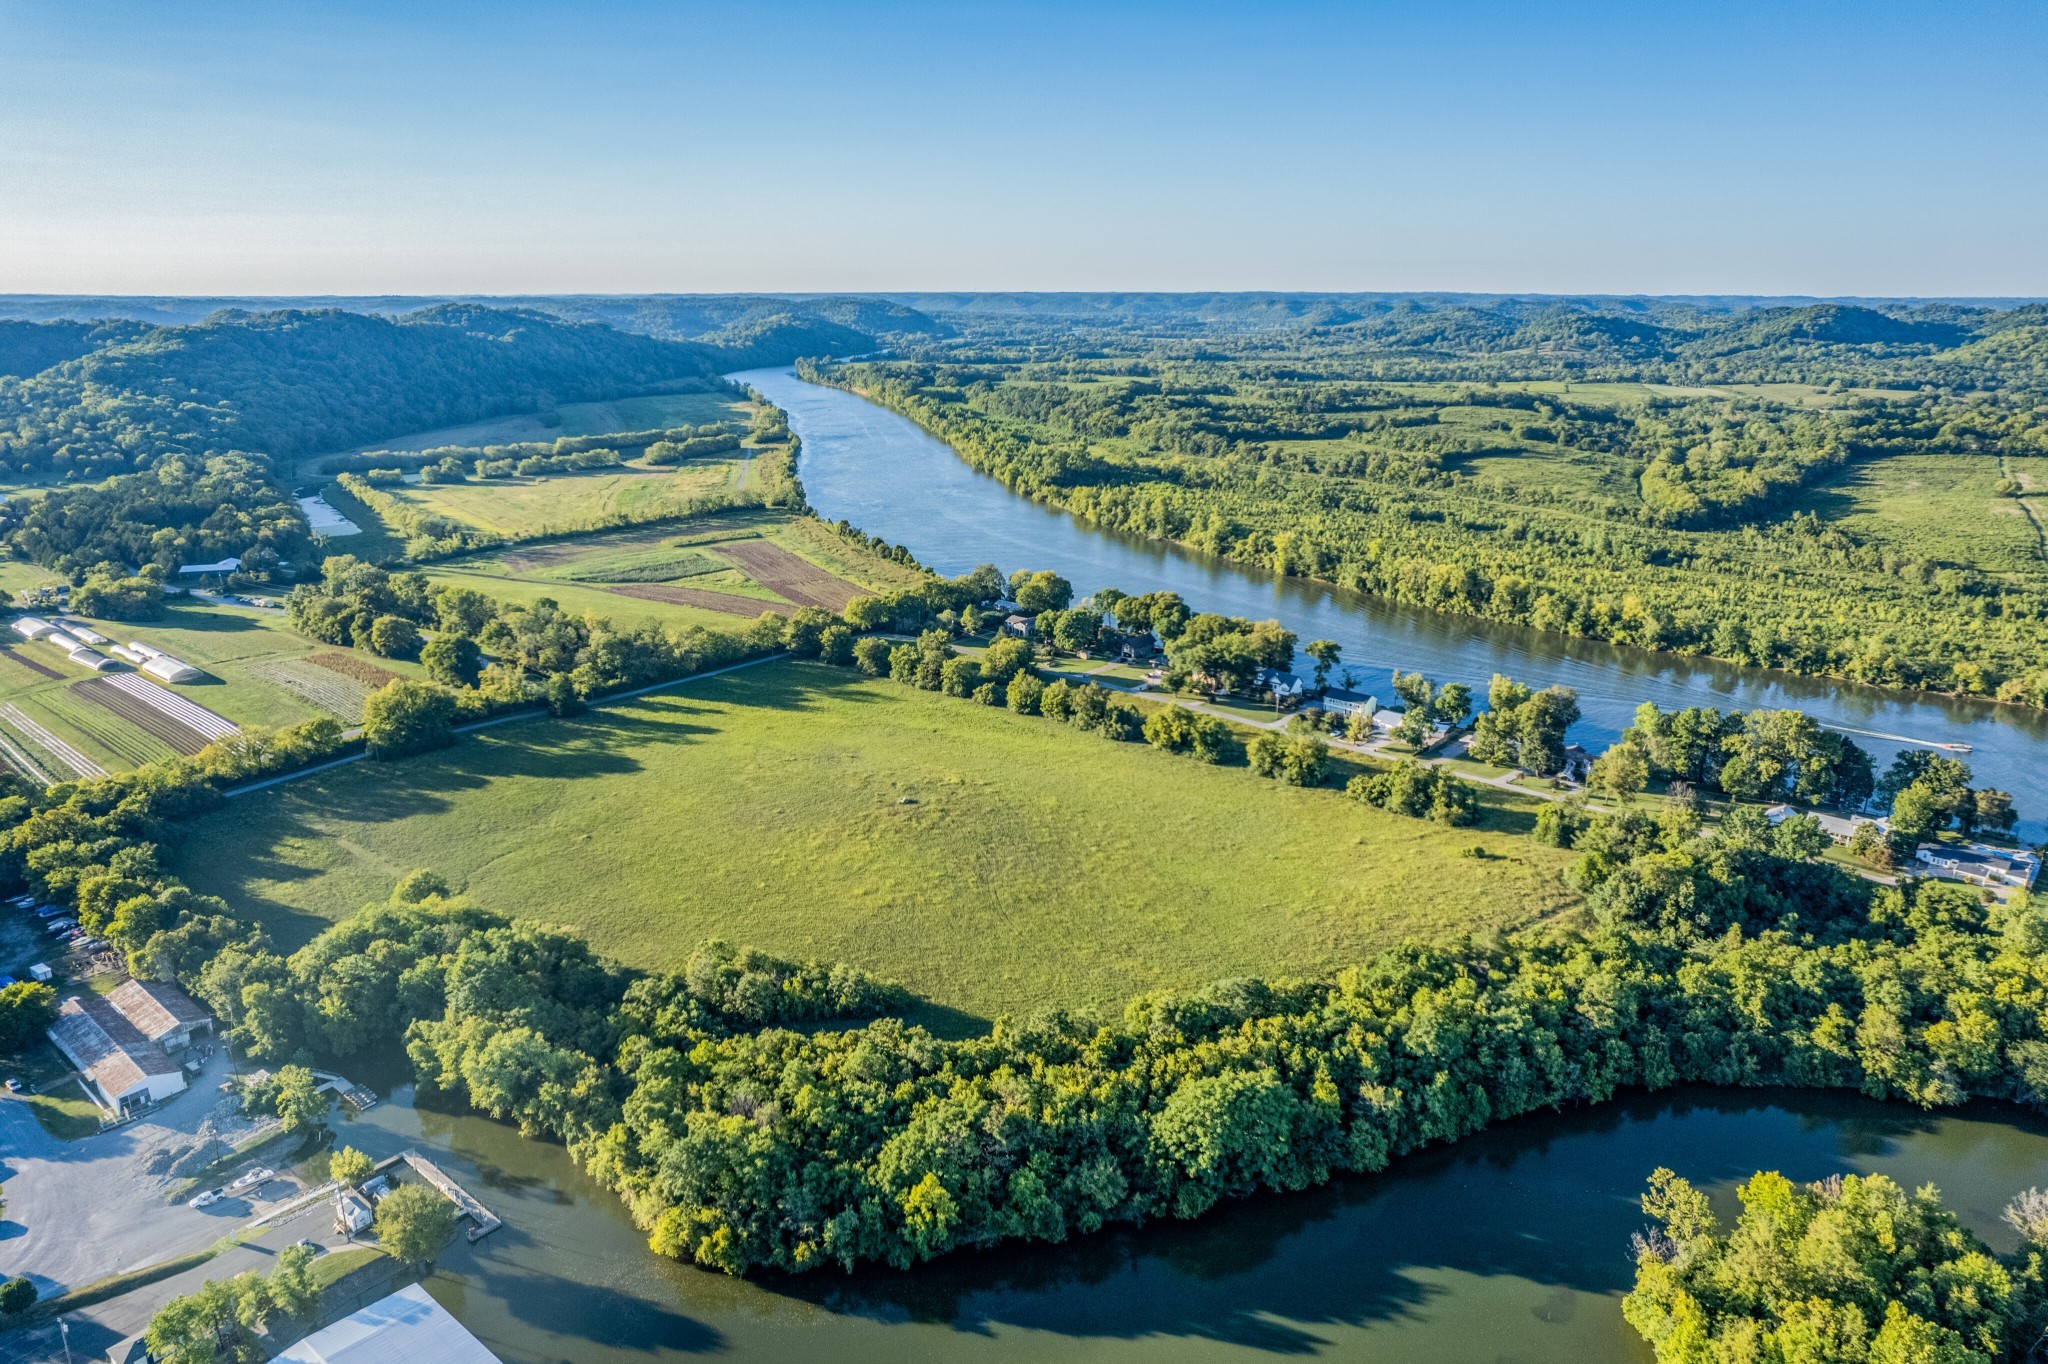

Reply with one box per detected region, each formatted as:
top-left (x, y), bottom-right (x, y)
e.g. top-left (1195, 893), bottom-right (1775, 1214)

top-left (879, 294), bottom-right (2048, 389)
top-left (0, 304), bottom-right (873, 479)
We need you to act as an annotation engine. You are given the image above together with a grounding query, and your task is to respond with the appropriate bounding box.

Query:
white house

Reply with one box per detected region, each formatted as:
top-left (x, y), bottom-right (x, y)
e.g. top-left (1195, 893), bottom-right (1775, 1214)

top-left (177, 557), bottom-right (242, 576)
top-left (276, 1284), bottom-right (501, 1363)
top-left (1254, 668), bottom-right (1307, 701)
top-left (47, 994), bottom-right (186, 1116)
top-left (1915, 842), bottom-right (2041, 889)
top-left (1763, 804), bottom-right (1884, 844)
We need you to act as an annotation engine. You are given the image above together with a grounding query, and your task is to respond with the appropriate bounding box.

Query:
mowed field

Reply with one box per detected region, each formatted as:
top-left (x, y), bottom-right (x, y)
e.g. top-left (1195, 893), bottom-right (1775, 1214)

top-left (421, 511), bottom-right (928, 632)
top-left (374, 456), bottom-right (751, 539)
top-left (170, 661), bottom-right (1580, 1028)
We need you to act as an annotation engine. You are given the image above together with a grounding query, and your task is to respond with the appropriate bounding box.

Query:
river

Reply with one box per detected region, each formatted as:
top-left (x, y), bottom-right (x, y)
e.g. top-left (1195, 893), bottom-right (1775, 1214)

top-left (732, 366), bottom-right (2048, 841)
top-left (347, 1083), bottom-right (2048, 1363)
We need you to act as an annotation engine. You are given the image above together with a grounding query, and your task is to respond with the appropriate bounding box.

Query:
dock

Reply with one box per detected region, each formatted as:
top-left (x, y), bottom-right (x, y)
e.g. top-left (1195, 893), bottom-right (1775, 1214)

top-left (374, 1150), bottom-right (502, 1241)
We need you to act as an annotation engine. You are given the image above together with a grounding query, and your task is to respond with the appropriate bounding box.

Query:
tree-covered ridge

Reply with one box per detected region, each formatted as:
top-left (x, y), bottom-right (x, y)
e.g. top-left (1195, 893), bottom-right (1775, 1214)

top-left (3, 453), bottom-right (311, 578)
top-left (0, 319), bottom-right (150, 381)
top-left (808, 359), bottom-right (2048, 702)
top-left (0, 304), bottom-right (876, 480)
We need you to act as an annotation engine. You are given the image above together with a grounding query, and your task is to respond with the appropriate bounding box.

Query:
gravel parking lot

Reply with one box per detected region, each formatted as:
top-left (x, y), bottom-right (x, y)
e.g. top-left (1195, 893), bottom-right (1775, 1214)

top-left (0, 1049), bottom-right (304, 1294)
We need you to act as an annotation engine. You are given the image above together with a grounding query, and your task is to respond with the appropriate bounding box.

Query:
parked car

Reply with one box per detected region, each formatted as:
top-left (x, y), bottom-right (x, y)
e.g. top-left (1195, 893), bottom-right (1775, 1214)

top-left (45, 919), bottom-right (75, 935)
top-left (188, 1189), bottom-right (224, 1208)
top-left (289, 1238), bottom-right (326, 1256)
top-left (4, 1079), bottom-right (21, 1093)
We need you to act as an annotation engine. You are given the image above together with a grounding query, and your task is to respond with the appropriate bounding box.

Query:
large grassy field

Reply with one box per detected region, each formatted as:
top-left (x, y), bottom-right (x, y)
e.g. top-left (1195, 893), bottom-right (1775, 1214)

top-left (374, 457), bottom-right (751, 539)
top-left (1786, 453), bottom-right (2048, 582)
top-left (327, 390), bottom-right (745, 458)
top-left (170, 661), bottom-right (1579, 1028)
top-left (420, 511), bottom-right (928, 632)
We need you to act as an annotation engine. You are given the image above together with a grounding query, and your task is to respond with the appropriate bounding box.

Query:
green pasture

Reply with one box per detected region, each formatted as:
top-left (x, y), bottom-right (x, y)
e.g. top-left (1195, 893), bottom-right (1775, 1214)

top-left (171, 661), bottom-right (1580, 1029)
top-left (375, 457), bottom-right (748, 540)
top-left (1786, 453), bottom-right (2048, 579)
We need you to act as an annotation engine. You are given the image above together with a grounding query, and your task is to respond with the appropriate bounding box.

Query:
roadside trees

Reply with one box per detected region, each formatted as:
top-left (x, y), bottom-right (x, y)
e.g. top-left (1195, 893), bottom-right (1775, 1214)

top-left (367, 614), bottom-right (421, 658)
top-left (420, 632), bottom-right (482, 687)
top-left (362, 680), bottom-right (458, 760)
top-left (272, 1065), bottom-right (327, 1135)
top-left (0, 1277), bottom-right (32, 1317)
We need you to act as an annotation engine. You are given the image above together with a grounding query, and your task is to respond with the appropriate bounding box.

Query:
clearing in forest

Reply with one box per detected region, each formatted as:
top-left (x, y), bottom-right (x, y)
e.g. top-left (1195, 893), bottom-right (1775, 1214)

top-left (171, 661), bottom-right (1579, 1029)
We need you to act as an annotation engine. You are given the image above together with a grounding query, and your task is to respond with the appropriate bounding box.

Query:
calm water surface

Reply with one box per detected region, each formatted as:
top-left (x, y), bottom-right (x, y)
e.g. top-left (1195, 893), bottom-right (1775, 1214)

top-left (339, 1084), bottom-right (2048, 1363)
top-left (732, 367), bottom-right (2048, 840)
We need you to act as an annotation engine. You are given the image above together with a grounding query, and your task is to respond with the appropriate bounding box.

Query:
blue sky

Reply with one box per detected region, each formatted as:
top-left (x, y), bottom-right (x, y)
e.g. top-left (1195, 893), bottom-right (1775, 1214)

top-left (1, 0), bottom-right (2043, 296)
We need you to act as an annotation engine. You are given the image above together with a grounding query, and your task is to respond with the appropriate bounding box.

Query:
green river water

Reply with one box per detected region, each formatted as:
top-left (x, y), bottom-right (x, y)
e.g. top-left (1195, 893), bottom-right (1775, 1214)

top-left (331, 1083), bottom-right (2048, 1362)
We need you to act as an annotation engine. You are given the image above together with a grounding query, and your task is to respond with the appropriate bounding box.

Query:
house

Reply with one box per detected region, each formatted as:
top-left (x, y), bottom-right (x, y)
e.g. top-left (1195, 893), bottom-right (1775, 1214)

top-left (1118, 631), bottom-right (1159, 664)
top-left (334, 1188), bottom-right (375, 1236)
top-left (1254, 668), bottom-right (1307, 701)
top-left (1915, 842), bottom-right (2041, 889)
top-left (1316, 688), bottom-right (1378, 720)
top-left (10, 616), bottom-right (57, 641)
top-left (1002, 614), bottom-right (1034, 638)
top-left (47, 994), bottom-right (186, 1116)
top-left (1763, 804), bottom-right (1884, 844)
top-left (276, 1283), bottom-right (501, 1363)
top-left (108, 978), bottom-right (213, 1052)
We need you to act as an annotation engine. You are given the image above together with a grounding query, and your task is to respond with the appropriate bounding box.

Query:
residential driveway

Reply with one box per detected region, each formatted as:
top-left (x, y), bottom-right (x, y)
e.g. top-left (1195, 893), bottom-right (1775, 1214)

top-left (0, 1050), bottom-right (300, 1297)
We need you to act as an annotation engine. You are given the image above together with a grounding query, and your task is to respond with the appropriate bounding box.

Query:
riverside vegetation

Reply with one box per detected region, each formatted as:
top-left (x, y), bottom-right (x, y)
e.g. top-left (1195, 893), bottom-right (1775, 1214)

top-left (799, 294), bottom-right (2048, 707)
top-left (8, 296), bottom-right (2048, 1361)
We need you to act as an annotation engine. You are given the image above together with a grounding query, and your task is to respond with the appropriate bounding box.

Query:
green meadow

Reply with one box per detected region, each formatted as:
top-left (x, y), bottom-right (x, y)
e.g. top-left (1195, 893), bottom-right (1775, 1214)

top-left (172, 660), bottom-right (1579, 1029)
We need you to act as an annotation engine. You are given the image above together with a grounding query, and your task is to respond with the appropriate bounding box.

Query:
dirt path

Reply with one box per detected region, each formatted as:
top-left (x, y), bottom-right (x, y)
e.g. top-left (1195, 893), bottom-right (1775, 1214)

top-left (2001, 452), bottom-right (2048, 566)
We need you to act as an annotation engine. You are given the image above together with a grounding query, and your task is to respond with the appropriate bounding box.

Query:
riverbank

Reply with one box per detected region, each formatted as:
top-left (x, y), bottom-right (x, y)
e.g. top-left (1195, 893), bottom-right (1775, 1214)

top-left (738, 366), bottom-right (2048, 840)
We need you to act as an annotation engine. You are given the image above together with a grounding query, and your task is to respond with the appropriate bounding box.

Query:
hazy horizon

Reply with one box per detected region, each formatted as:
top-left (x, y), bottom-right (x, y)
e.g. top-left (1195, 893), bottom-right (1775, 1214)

top-left (4, 0), bottom-right (2045, 297)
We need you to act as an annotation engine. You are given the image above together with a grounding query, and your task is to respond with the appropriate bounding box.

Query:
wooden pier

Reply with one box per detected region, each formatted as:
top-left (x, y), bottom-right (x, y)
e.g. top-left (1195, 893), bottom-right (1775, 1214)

top-left (371, 1150), bottom-right (503, 1240)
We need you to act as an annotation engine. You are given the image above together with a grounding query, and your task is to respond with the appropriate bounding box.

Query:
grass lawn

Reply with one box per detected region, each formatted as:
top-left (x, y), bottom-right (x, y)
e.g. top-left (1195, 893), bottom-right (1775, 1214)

top-left (171, 661), bottom-right (1580, 1030)
top-left (380, 457), bottom-right (749, 540)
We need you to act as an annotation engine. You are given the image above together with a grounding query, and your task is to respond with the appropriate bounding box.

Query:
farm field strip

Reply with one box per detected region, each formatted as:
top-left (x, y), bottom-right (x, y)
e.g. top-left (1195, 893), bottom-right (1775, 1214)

top-left (713, 540), bottom-right (867, 610)
top-left (245, 660), bottom-right (376, 721)
top-left (71, 680), bottom-right (212, 756)
top-left (603, 583), bottom-right (780, 616)
top-left (1, 703), bottom-right (106, 779)
top-left (305, 652), bottom-right (402, 688)
top-left (0, 727), bottom-right (51, 782)
top-left (0, 645), bottom-right (63, 680)
top-left (45, 685), bottom-right (177, 766)
top-left (103, 674), bottom-right (240, 740)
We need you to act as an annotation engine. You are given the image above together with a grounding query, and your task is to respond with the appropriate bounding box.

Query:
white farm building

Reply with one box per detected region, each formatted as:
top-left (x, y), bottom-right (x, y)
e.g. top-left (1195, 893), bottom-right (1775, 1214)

top-left (47, 994), bottom-right (186, 1116)
top-left (277, 1284), bottom-right (501, 1363)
